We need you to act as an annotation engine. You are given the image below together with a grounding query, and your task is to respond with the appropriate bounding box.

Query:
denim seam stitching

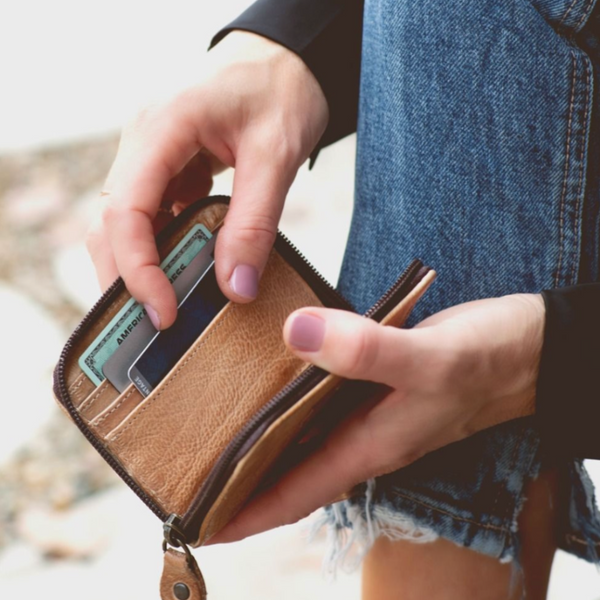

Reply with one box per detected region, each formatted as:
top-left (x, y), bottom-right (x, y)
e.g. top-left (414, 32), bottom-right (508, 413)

top-left (559, 0), bottom-right (595, 29)
top-left (391, 490), bottom-right (510, 533)
top-left (570, 55), bottom-right (592, 284)
top-left (560, 0), bottom-right (581, 27)
top-left (574, 0), bottom-right (597, 30)
top-left (555, 51), bottom-right (578, 287)
top-left (566, 533), bottom-right (600, 546)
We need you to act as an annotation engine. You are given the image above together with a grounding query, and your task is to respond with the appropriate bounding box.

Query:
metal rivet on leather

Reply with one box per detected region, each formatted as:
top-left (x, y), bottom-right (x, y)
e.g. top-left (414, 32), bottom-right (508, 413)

top-left (173, 583), bottom-right (190, 600)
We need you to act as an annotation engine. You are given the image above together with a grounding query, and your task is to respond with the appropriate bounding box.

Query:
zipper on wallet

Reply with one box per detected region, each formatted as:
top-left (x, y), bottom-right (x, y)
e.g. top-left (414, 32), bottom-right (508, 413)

top-left (53, 196), bottom-right (356, 527)
top-left (53, 194), bottom-right (431, 546)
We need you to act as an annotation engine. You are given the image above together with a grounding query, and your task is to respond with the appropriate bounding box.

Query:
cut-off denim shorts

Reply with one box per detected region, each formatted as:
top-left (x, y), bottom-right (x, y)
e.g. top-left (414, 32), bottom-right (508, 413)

top-left (315, 0), bottom-right (600, 572)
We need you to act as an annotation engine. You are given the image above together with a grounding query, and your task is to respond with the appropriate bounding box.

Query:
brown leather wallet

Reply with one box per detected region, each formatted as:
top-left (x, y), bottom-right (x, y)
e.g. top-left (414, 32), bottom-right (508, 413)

top-left (53, 196), bottom-right (435, 599)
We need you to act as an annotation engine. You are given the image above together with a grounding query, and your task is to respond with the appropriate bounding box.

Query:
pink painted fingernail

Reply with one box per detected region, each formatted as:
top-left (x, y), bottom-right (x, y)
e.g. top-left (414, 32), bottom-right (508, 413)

top-left (144, 304), bottom-right (161, 330)
top-left (288, 313), bottom-right (325, 352)
top-left (230, 264), bottom-right (259, 300)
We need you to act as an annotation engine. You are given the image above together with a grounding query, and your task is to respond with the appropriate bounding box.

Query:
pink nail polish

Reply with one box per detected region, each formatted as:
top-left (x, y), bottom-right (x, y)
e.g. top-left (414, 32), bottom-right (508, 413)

top-left (144, 304), bottom-right (161, 330)
top-left (230, 264), bottom-right (259, 300)
top-left (288, 314), bottom-right (325, 352)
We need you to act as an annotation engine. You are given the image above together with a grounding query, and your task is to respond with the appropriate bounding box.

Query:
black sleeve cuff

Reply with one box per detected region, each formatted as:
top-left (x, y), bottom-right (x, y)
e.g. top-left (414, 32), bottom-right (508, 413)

top-left (209, 0), bottom-right (364, 168)
top-left (536, 284), bottom-right (600, 459)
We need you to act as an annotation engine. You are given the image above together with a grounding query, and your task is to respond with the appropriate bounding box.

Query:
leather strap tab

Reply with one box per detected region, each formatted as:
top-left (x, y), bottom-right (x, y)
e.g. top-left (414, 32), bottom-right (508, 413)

top-left (160, 548), bottom-right (207, 600)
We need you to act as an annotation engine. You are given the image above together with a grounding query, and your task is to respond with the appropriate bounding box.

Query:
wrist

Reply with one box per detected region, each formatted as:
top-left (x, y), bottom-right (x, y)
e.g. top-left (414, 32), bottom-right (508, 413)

top-left (466, 293), bottom-right (545, 434)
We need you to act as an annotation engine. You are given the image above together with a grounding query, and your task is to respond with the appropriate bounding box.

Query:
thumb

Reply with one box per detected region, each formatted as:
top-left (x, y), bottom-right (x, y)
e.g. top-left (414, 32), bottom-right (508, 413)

top-left (284, 308), bottom-right (423, 386)
top-left (215, 140), bottom-right (298, 302)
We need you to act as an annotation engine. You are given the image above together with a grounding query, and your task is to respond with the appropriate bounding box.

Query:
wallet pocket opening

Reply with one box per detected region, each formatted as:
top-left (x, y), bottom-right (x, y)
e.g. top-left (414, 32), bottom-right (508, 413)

top-left (101, 250), bottom-right (323, 517)
top-left (89, 384), bottom-right (144, 439)
top-left (77, 379), bottom-right (121, 423)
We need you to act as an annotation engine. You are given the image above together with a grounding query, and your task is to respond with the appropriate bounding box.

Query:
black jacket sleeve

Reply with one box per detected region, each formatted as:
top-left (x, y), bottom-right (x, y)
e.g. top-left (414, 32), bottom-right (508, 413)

top-left (209, 0), bottom-right (364, 167)
top-left (537, 284), bottom-right (600, 459)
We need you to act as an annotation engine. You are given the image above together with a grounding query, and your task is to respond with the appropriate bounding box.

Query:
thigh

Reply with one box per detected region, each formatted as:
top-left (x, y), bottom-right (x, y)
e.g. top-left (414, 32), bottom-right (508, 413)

top-left (361, 469), bottom-right (560, 600)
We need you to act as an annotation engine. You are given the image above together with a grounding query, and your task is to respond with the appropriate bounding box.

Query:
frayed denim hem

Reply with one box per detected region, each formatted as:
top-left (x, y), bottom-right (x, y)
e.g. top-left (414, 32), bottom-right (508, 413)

top-left (308, 478), bottom-right (438, 577)
top-left (309, 458), bottom-right (600, 588)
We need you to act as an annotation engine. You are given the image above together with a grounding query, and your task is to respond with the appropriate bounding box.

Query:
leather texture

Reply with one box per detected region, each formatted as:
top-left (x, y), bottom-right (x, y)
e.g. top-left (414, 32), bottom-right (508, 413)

top-left (197, 269), bottom-right (436, 545)
top-left (105, 250), bottom-right (323, 516)
top-left (160, 549), bottom-right (206, 600)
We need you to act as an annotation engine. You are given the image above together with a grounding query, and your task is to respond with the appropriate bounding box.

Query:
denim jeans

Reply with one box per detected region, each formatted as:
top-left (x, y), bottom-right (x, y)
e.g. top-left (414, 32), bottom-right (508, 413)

top-left (319, 0), bottom-right (600, 570)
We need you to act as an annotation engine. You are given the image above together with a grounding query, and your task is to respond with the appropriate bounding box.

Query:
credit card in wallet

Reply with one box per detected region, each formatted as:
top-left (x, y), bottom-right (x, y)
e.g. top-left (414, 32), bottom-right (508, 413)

top-left (102, 234), bottom-right (218, 392)
top-left (78, 223), bottom-right (212, 386)
top-left (127, 262), bottom-right (228, 397)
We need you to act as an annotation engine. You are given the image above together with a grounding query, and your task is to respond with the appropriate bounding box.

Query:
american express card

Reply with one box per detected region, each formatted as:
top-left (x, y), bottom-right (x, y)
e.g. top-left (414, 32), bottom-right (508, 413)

top-left (78, 224), bottom-right (212, 386)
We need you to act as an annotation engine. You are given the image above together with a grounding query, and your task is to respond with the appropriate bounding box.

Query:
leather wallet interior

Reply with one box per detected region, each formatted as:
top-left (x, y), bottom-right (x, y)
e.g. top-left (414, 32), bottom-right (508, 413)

top-left (53, 195), bottom-right (435, 549)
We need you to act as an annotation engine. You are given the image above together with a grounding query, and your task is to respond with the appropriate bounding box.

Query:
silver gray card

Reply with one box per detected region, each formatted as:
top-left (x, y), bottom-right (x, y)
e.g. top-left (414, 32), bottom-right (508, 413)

top-left (102, 234), bottom-right (217, 392)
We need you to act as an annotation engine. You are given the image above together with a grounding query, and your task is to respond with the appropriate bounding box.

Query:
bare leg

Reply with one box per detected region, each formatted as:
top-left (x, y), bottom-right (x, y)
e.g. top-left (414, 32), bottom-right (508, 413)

top-left (361, 469), bottom-right (559, 600)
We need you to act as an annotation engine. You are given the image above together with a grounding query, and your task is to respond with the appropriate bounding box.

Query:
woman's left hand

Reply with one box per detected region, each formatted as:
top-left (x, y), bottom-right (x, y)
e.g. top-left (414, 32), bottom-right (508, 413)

top-left (208, 293), bottom-right (545, 544)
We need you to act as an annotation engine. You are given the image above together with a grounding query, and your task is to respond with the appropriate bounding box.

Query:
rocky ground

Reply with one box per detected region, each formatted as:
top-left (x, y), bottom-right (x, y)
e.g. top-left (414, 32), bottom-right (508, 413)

top-left (0, 135), bottom-right (122, 554)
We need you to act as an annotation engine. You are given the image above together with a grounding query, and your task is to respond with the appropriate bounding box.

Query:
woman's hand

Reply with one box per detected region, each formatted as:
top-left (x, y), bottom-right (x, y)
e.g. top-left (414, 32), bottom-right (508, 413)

top-left (86, 31), bottom-right (328, 329)
top-left (209, 293), bottom-right (545, 544)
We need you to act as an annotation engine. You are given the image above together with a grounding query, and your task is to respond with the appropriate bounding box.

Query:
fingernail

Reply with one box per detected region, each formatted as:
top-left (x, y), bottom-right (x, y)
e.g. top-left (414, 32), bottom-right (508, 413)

top-left (144, 304), bottom-right (161, 330)
top-left (230, 264), bottom-right (259, 300)
top-left (288, 313), bottom-right (325, 352)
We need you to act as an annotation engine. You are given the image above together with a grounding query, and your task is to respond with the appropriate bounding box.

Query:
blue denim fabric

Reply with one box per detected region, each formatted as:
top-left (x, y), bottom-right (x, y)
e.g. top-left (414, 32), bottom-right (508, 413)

top-left (328, 0), bottom-right (600, 566)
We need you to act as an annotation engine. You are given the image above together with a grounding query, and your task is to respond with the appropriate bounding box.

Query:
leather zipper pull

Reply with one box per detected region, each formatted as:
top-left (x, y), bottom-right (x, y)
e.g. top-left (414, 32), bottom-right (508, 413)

top-left (160, 547), bottom-right (207, 600)
top-left (161, 514), bottom-right (207, 600)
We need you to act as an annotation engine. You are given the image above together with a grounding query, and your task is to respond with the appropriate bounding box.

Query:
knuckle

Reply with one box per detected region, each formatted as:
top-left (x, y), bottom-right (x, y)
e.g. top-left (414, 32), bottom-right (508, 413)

top-left (84, 228), bottom-right (103, 254)
top-left (125, 100), bottom-right (183, 144)
top-left (268, 129), bottom-right (303, 166)
top-left (253, 124), bottom-right (303, 167)
top-left (126, 103), bottom-right (161, 133)
top-left (100, 202), bottom-right (123, 228)
top-left (233, 215), bottom-right (278, 251)
top-left (342, 322), bottom-right (380, 377)
top-left (276, 135), bottom-right (303, 165)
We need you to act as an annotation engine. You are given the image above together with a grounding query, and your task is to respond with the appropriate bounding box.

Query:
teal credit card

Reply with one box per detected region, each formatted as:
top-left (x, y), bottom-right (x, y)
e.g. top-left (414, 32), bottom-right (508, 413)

top-left (78, 223), bottom-right (212, 386)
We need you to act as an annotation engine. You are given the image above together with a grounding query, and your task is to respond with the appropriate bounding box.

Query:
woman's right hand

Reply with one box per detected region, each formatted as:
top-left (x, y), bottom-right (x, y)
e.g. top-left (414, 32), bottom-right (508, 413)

top-left (86, 31), bottom-right (329, 329)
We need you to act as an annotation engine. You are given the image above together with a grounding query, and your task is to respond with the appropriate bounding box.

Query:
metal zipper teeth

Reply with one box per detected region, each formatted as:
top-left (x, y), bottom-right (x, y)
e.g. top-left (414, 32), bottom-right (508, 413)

top-left (180, 258), bottom-right (429, 541)
top-left (364, 261), bottom-right (428, 321)
top-left (53, 196), bottom-right (352, 526)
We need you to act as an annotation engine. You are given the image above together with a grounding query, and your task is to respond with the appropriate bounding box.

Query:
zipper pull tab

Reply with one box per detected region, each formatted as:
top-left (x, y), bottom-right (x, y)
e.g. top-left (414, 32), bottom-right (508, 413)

top-left (161, 515), bottom-right (207, 600)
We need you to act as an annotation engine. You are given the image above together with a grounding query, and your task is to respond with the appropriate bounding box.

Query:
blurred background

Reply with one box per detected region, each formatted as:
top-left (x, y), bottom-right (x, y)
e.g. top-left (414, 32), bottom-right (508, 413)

top-left (1, 1), bottom-right (599, 598)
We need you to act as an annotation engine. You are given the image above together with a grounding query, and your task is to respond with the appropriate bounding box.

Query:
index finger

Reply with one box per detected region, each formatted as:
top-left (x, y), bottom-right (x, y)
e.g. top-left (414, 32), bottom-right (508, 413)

top-left (103, 114), bottom-right (201, 329)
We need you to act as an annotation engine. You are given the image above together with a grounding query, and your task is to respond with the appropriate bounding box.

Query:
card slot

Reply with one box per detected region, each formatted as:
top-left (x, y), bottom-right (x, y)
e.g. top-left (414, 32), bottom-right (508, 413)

top-left (69, 372), bottom-right (97, 408)
top-left (103, 251), bottom-right (323, 517)
top-left (89, 384), bottom-right (144, 439)
top-left (75, 379), bottom-right (120, 422)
